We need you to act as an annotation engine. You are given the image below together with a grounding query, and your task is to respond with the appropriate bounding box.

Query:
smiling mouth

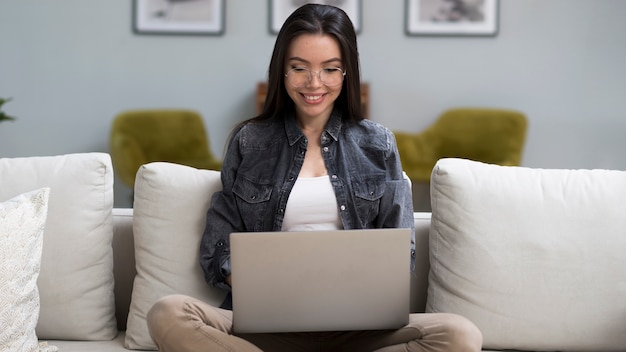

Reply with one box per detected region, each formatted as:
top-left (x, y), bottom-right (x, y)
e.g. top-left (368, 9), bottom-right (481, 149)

top-left (303, 94), bottom-right (324, 102)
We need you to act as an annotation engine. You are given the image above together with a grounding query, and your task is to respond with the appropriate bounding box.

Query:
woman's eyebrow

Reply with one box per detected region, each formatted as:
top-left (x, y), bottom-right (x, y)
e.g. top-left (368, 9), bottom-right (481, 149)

top-left (287, 56), bottom-right (342, 65)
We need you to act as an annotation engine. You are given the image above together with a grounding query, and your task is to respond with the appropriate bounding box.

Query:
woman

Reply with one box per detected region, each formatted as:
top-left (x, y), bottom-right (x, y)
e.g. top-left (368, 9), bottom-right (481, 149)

top-left (147, 4), bottom-right (482, 351)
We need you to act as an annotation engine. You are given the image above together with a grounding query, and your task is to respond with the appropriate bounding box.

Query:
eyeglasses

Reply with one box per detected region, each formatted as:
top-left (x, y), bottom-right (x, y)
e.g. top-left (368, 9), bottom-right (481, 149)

top-left (285, 67), bottom-right (346, 88)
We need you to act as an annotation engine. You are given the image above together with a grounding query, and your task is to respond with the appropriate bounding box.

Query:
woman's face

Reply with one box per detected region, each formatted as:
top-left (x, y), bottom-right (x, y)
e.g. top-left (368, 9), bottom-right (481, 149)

top-left (284, 33), bottom-right (344, 123)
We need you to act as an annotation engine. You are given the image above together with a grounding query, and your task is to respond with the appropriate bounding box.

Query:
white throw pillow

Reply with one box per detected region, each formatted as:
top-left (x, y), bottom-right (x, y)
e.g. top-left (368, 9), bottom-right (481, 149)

top-left (125, 162), bottom-right (227, 350)
top-left (0, 188), bottom-right (49, 352)
top-left (427, 158), bottom-right (626, 351)
top-left (0, 153), bottom-right (117, 340)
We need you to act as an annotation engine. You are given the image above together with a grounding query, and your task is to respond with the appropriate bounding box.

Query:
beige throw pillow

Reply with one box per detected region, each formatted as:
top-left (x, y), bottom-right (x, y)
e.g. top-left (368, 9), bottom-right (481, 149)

top-left (0, 188), bottom-right (49, 352)
top-left (125, 162), bottom-right (227, 350)
top-left (0, 153), bottom-right (117, 340)
top-left (427, 158), bottom-right (626, 351)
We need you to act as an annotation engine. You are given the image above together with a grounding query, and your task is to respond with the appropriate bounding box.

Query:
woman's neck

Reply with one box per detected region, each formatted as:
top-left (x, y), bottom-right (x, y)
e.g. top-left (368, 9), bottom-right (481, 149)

top-left (298, 117), bottom-right (327, 134)
top-left (296, 107), bottom-right (332, 133)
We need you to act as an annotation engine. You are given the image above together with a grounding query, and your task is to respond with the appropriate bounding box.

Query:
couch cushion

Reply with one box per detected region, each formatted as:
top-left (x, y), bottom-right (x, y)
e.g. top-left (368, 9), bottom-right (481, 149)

top-left (125, 162), bottom-right (227, 350)
top-left (0, 188), bottom-right (49, 351)
top-left (0, 153), bottom-right (117, 340)
top-left (427, 158), bottom-right (626, 351)
top-left (48, 332), bottom-right (128, 352)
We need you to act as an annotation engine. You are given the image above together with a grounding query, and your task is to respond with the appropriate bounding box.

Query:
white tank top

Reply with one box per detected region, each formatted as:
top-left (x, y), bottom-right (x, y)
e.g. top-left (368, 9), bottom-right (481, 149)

top-left (281, 176), bottom-right (343, 231)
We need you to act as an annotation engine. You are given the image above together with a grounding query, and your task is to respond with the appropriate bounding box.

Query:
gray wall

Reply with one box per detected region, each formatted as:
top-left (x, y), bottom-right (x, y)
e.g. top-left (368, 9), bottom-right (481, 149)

top-left (1, 0), bottom-right (625, 207)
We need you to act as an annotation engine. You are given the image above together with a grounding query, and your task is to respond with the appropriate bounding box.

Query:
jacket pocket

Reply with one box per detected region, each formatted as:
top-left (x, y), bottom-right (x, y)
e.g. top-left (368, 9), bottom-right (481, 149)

top-left (233, 177), bottom-right (272, 202)
top-left (352, 178), bottom-right (385, 226)
top-left (232, 177), bottom-right (273, 230)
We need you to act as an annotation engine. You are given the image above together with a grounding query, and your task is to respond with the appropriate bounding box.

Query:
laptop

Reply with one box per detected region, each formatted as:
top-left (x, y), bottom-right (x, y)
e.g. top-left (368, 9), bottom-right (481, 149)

top-left (230, 228), bottom-right (411, 334)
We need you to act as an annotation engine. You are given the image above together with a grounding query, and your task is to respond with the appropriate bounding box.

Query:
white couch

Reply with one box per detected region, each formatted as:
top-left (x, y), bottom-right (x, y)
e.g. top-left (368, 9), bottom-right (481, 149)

top-left (1, 153), bottom-right (625, 351)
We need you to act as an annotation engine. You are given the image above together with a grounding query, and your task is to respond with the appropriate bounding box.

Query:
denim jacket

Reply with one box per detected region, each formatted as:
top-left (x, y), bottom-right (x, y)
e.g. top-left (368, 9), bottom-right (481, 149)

top-left (199, 109), bottom-right (415, 293)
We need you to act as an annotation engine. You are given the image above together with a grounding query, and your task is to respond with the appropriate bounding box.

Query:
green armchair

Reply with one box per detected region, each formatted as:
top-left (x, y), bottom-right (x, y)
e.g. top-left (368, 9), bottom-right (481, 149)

top-left (395, 108), bottom-right (528, 183)
top-left (110, 109), bottom-right (222, 188)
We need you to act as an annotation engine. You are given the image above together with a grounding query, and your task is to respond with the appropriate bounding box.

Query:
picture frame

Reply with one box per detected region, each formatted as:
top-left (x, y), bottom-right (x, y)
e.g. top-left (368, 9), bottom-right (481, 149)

top-left (269, 0), bottom-right (361, 34)
top-left (133, 0), bottom-right (225, 36)
top-left (405, 0), bottom-right (499, 37)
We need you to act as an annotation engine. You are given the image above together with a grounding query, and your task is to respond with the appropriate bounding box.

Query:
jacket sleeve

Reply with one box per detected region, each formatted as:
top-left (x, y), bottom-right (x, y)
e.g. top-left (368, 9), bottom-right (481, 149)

top-left (378, 128), bottom-right (417, 270)
top-left (199, 126), bottom-right (245, 291)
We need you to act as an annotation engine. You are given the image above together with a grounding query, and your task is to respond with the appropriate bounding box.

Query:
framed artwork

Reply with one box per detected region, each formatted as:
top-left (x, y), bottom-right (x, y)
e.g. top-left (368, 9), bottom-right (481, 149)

top-left (405, 0), bottom-right (499, 37)
top-left (269, 0), bottom-right (361, 34)
top-left (133, 0), bottom-right (225, 36)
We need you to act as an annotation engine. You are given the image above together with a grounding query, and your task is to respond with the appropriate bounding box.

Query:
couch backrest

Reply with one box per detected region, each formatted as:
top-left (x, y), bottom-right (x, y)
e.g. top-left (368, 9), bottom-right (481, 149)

top-left (411, 213), bottom-right (431, 313)
top-left (111, 208), bottom-right (135, 331)
top-left (109, 209), bottom-right (433, 331)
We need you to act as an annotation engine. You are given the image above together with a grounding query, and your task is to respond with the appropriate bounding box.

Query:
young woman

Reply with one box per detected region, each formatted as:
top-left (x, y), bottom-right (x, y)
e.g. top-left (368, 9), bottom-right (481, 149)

top-left (147, 4), bottom-right (482, 351)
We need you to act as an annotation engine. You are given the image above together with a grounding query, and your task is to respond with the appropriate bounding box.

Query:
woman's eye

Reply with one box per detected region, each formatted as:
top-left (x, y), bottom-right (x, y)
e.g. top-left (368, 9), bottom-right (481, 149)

top-left (324, 68), bottom-right (342, 73)
top-left (291, 67), bottom-right (308, 72)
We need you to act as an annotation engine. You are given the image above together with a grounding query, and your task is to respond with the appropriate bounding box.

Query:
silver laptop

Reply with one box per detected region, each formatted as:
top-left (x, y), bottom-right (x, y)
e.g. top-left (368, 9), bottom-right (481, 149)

top-left (230, 228), bottom-right (411, 334)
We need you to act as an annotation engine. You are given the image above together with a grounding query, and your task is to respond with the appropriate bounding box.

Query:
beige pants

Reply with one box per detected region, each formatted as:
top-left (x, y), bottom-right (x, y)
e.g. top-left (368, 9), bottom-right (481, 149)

top-left (147, 295), bottom-right (482, 352)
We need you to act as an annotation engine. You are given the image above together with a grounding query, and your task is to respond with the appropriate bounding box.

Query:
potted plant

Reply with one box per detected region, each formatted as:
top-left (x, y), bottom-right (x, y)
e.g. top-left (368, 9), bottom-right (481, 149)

top-left (0, 97), bottom-right (17, 123)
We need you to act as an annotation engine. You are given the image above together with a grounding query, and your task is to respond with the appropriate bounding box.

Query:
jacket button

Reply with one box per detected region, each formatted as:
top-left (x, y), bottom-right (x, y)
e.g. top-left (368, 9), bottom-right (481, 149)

top-left (340, 205), bottom-right (346, 211)
top-left (323, 147), bottom-right (329, 152)
top-left (217, 240), bottom-right (225, 247)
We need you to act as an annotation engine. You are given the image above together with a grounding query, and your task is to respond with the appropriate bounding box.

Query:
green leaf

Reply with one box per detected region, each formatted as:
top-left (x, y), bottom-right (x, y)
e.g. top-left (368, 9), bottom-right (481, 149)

top-left (0, 97), bottom-right (17, 122)
top-left (0, 113), bottom-right (16, 122)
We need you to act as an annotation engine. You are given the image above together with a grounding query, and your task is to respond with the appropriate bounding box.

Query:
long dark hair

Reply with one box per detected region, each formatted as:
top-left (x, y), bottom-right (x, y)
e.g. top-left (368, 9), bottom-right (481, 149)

top-left (255, 4), bottom-right (363, 123)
